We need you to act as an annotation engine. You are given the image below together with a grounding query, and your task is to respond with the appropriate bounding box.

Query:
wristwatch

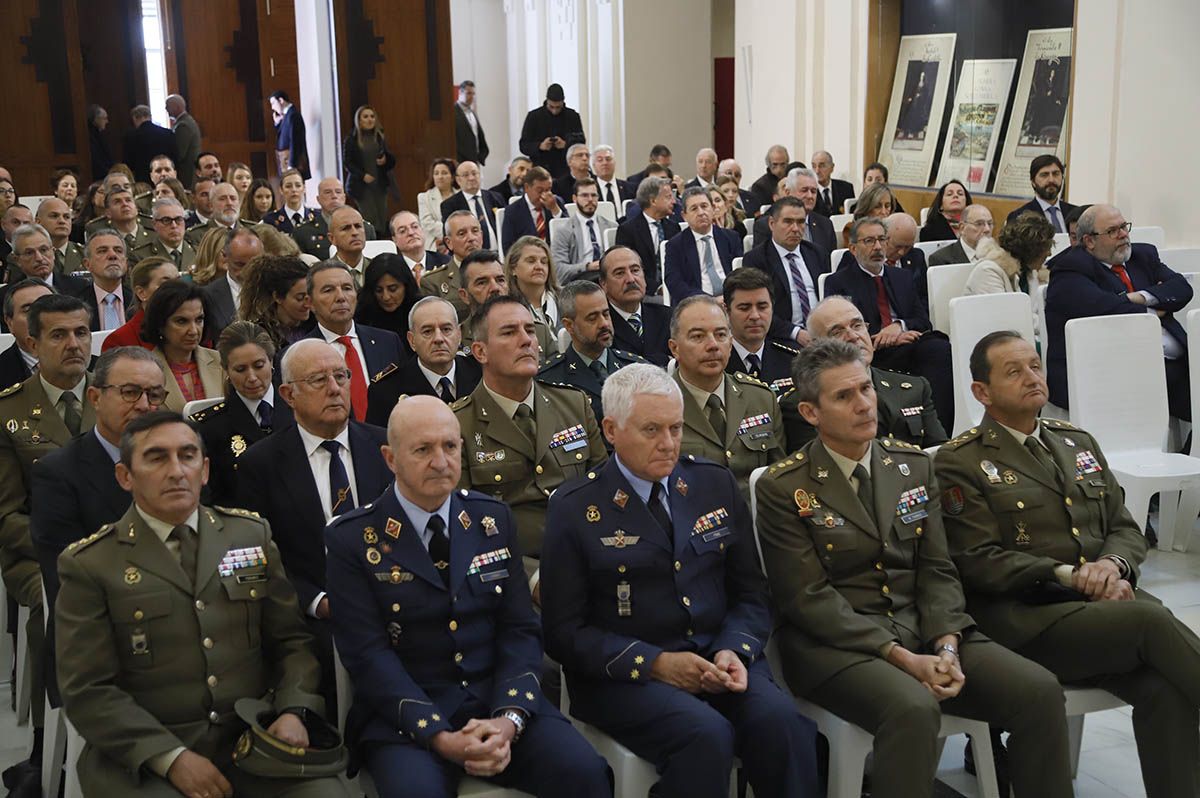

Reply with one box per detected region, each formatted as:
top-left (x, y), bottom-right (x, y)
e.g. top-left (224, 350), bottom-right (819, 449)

top-left (936, 643), bottom-right (959, 658)
top-left (501, 709), bottom-right (527, 740)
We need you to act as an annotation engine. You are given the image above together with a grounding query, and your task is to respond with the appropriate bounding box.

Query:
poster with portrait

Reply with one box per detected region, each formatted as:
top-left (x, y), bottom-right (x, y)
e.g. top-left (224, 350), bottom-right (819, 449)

top-left (878, 33), bottom-right (957, 187)
top-left (935, 59), bottom-right (1017, 192)
top-left (994, 28), bottom-right (1073, 196)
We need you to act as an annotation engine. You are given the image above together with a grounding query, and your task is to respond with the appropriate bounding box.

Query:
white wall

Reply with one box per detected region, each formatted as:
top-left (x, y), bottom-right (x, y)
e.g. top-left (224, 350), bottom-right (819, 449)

top-left (449, 0), bottom-right (511, 187)
top-left (293, 0), bottom-right (341, 202)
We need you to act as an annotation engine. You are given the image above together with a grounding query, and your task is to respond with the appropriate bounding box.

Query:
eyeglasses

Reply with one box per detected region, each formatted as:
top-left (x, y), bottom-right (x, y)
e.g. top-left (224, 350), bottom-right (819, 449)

top-left (1097, 222), bottom-right (1133, 237)
top-left (289, 369), bottom-right (352, 390)
top-left (97, 383), bottom-right (168, 405)
top-left (154, 216), bottom-right (186, 226)
top-left (857, 236), bottom-right (888, 247)
top-left (965, 220), bottom-right (994, 229)
top-left (0, 188), bottom-right (15, 197)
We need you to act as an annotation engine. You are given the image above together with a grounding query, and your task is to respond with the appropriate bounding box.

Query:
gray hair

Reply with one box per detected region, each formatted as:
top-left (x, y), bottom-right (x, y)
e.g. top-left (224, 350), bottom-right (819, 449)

top-left (669, 294), bottom-right (725, 339)
top-left (790, 337), bottom-right (867, 406)
top-left (443, 208), bottom-right (476, 238)
top-left (131, 104), bottom-right (152, 120)
top-left (279, 338), bottom-right (337, 383)
top-left (592, 145), bottom-right (614, 159)
top-left (407, 295), bottom-right (458, 333)
top-left (152, 197), bottom-right (184, 215)
top-left (600, 362), bottom-right (682, 427)
top-left (1075, 204), bottom-right (1116, 239)
top-left (85, 228), bottom-right (123, 253)
top-left (508, 155), bottom-right (532, 169)
top-left (849, 216), bottom-right (888, 243)
top-left (764, 145), bottom-right (788, 166)
top-left (222, 225), bottom-right (261, 257)
top-left (696, 147), bottom-right (717, 160)
top-left (11, 223), bottom-right (51, 253)
top-left (636, 176), bottom-right (669, 208)
top-left (783, 167), bottom-right (817, 192)
top-left (94, 345), bottom-right (159, 386)
top-left (558, 280), bottom-right (604, 320)
top-left (566, 143), bottom-right (589, 162)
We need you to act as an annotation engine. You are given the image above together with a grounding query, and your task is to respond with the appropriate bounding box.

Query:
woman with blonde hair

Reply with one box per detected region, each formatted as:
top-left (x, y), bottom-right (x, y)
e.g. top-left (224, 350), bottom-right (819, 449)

top-left (191, 226), bottom-right (229, 285)
top-left (505, 235), bottom-right (562, 330)
top-left (225, 162), bottom-right (254, 203)
top-left (343, 104), bottom-right (395, 233)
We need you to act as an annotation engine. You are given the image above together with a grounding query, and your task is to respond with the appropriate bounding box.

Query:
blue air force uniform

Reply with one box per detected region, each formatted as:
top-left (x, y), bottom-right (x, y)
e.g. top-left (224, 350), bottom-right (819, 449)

top-left (324, 485), bottom-right (609, 798)
top-left (541, 456), bottom-right (819, 798)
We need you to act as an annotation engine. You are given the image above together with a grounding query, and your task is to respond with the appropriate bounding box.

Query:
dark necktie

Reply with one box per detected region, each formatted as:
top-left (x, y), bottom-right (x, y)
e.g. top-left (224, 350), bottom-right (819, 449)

top-left (655, 219), bottom-right (666, 249)
top-left (257, 400), bottom-right (273, 431)
top-left (589, 357), bottom-right (608, 383)
top-left (1111, 264), bottom-right (1135, 293)
top-left (513, 403), bottom-right (535, 443)
top-left (628, 312), bottom-right (643, 337)
top-left (745, 353), bottom-right (762, 378)
top-left (785, 252), bottom-right (812, 321)
top-left (587, 219), bottom-right (602, 261)
top-left (648, 481), bottom-right (672, 534)
top-left (853, 464), bottom-right (875, 521)
top-left (54, 249), bottom-right (64, 273)
top-left (437, 376), bottom-right (454, 403)
top-left (705, 393), bottom-right (726, 441)
top-left (321, 440), bottom-right (356, 516)
top-left (426, 514), bottom-right (450, 585)
top-left (1046, 206), bottom-right (1064, 233)
top-left (171, 524), bottom-right (198, 589)
top-left (1024, 437), bottom-right (1062, 485)
top-left (824, 187), bottom-right (833, 211)
top-left (170, 248), bottom-right (182, 268)
top-left (604, 182), bottom-right (616, 206)
top-left (874, 275), bottom-right (894, 327)
top-left (473, 195), bottom-right (492, 248)
top-left (292, 212), bottom-right (302, 227)
top-left (60, 391), bottom-right (82, 436)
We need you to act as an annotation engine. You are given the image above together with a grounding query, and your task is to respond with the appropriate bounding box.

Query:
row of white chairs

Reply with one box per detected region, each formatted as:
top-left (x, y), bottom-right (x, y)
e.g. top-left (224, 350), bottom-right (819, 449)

top-left (0, 330), bottom-right (113, 359)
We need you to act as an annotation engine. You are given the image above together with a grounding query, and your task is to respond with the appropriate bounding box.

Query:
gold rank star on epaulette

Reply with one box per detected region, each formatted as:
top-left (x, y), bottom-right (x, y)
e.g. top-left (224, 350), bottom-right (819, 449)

top-left (733, 371), bottom-right (771, 389)
top-left (189, 401), bottom-right (225, 422)
top-left (767, 451), bottom-right (806, 476)
top-left (66, 524), bottom-right (115, 553)
top-left (449, 394), bottom-right (473, 411)
top-left (0, 382), bottom-right (23, 399)
top-left (942, 426), bottom-right (983, 450)
top-left (1041, 418), bottom-right (1079, 431)
top-left (213, 505), bottom-right (261, 519)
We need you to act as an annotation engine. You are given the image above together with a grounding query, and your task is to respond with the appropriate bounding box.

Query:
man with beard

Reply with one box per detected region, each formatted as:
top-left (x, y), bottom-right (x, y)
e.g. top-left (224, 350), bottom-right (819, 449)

top-left (1006, 155), bottom-right (1076, 231)
top-left (73, 231), bottom-right (134, 332)
top-left (184, 181), bottom-right (257, 247)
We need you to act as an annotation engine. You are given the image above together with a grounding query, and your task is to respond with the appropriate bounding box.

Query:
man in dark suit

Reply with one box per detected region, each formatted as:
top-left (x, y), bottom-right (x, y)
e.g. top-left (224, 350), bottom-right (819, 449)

top-left (1006, 154), bottom-right (1076, 232)
top-left (551, 143), bottom-right (594, 200)
top-left (592, 146), bottom-right (635, 211)
top-left (518, 83), bottom-right (585, 179)
top-left (304, 262), bottom-right (406, 422)
top-left (488, 156), bottom-right (531, 203)
top-left (810, 151), bottom-right (856, 216)
top-left (0, 279), bottom-right (51, 386)
top-left (1, 227), bottom-right (88, 331)
top-left (366, 297), bottom-right (481, 425)
top-left (165, 94), bottom-right (201, 189)
top-left (748, 145), bottom-right (791, 210)
top-left (614, 176), bottom-right (681, 294)
top-left (600, 246), bottom-right (671, 367)
top-left (683, 147), bottom-right (720, 192)
top-left (237, 338), bottom-right (392, 706)
top-left (823, 217), bottom-right (954, 432)
top-left (750, 168), bottom-right (837, 261)
top-left (625, 144), bottom-right (673, 190)
top-left (1045, 204), bottom-right (1192, 418)
top-left (269, 90), bottom-right (310, 180)
top-left (454, 80), bottom-right (489, 166)
top-left (664, 187), bottom-right (743, 302)
top-left (31, 346), bottom-right (165, 707)
top-left (883, 213), bottom-right (929, 313)
top-left (742, 198), bottom-right (827, 348)
top-left (929, 204), bottom-right (993, 267)
top-left (121, 105), bottom-right (178, 184)
top-left (441, 161), bottom-right (502, 251)
top-left (72, 231), bottom-right (134, 332)
top-left (389, 210), bottom-right (449, 286)
top-left (204, 228), bottom-right (262, 335)
top-left (501, 166), bottom-right (567, 247)
top-left (722, 267), bottom-right (799, 392)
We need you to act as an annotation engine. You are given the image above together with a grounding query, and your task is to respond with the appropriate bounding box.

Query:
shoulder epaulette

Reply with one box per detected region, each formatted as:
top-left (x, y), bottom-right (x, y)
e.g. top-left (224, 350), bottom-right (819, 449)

top-left (425, 262), bottom-right (452, 275)
top-left (189, 401), bottom-right (226, 422)
top-left (450, 394), bottom-right (473, 411)
top-left (372, 362), bottom-right (398, 383)
top-left (326, 502), bottom-right (375, 528)
top-left (777, 387), bottom-right (796, 402)
top-left (0, 382), bottom-right (24, 399)
top-left (732, 371), bottom-right (773, 391)
top-left (880, 436), bottom-right (930, 455)
top-left (212, 505), bottom-right (263, 521)
top-left (536, 378), bottom-right (587, 395)
top-left (1040, 418), bottom-right (1080, 431)
top-left (65, 523), bottom-right (116, 554)
top-left (769, 340), bottom-right (801, 355)
top-left (539, 352), bottom-right (566, 369)
top-left (941, 425), bottom-right (984, 451)
top-left (456, 487), bottom-right (507, 507)
top-left (614, 349), bottom-right (646, 363)
top-left (765, 450), bottom-right (809, 477)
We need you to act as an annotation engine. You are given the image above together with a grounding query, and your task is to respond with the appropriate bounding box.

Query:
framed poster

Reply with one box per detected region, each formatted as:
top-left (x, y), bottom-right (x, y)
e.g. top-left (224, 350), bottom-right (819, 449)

top-left (935, 59), bottom-right (1018, 192)
top-left (994, 28), bottom-right (1073, 196)
top-left (878, 33), bottom-right (957, 187)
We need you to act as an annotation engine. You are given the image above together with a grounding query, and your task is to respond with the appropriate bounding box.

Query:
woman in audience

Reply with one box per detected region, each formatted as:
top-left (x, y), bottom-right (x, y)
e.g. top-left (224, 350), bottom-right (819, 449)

top-left (964, 210), bottom-right (1055, 338)
top-left (190, 226), bottom-right (229, 285)
top-left (71, 181), bottom-right (105, 243)
top-left (716, 177), bottom-right (749, 233)
top-left (355, 254), bottom-right (421, 352)
top-left (152, 176), bottom-right (191, 209)
top-left (920, 178), bottom-right (971, 242)
top-left (506, 235), bottom-right (562, 331)
top-left (225, 162), bottom-right (254, 204)
top-left (143, 279), bottom-right (223, 412)
top-left (264, 168), bottom-right (311, 231)
top-left (198, 321), bottom-right (288, 504)
top-left (51, 169), bottom-right (78, 206)
top-left (240, 178), bottom-right (275, 222)
top-left (343, 104), bottom-right (396, 234)
top-left (103, 256), bottom-right (181, 352)
top-left (239, 253), bottom-right (313, 349)
top-left (861, 161), bottom-right (905, 213)
top-left (417, 157), bottom-right (458, 252)
top-left (840, 182), bottom-right (896, 247)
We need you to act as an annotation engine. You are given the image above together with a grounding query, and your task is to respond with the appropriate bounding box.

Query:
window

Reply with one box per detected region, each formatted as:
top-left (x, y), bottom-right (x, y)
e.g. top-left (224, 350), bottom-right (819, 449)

top-left (141, 0), bottom-right (170, 127)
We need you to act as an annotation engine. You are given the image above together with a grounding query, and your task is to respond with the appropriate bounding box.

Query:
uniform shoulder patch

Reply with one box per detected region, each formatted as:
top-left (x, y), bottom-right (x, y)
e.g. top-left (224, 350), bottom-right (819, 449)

top-left (65, 523), bottom-right (116, 554)
top-left (0, 382), bottom-right (24, 399)
top-left (769, 340), bottom-right (801, 356)
top-left (213, 505), bottom-right (262, 521)
top-left (188, 401), bottom-right (226, 422)
top-left (450, 394), bottom-right (474, 412)
top-left (941, 426), bottom-right (983, 451)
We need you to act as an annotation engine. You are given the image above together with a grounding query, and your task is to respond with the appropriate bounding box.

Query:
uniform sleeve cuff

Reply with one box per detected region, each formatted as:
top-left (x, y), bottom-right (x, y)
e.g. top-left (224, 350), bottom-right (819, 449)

top-left (713, 631), bottom-right (763, 663)
top-left (399, 699), bottom-right (452, 746)
top-left (1101, 555), bottom-right (1131, 579)
top-left (1053, 564), bottom-right (1076, 586)
top-left (147, 746), bottom-right (186, 778)
top-left (491, 670), bottom-right (542, 718)
top-left (605, 641), bottom-right (661, 683)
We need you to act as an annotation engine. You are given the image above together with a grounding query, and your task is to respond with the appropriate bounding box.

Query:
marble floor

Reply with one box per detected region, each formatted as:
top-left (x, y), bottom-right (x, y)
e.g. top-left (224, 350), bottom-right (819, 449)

top-left (1, 535), bottom-right (1198, 797)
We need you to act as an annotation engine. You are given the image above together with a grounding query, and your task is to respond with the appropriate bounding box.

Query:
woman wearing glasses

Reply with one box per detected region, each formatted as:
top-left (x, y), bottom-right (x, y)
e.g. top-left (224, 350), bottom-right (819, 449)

top-left (191, 321), bottom-right (294, 505)
top-left (142, 280), bottom-right (223, 412)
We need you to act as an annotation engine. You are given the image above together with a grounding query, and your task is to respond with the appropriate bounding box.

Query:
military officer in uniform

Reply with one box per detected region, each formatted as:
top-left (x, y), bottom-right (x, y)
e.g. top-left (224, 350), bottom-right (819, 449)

top-left (780, 296), bottom-right (946, 449)
top-left (668, 295), bottom-right (785, 498)
top-left (454, 251), bottom-right (556, 361)
top-left (102, 187), bottom-right (157, 257)
top-left (133, 197), bottom-right (198, 273)
top-left (542, 363), bottom-right (819, 798)
top-left (721, 267), bottom-right (800, 392)
top-left (290, 178), bottom-right (377, 260)
top-left (422, 211), bottom-right (483, 322)
top-left (453, 295), bottom-right (606, 558)
top-left (56, 410), bottom-right (350, 797)
top-left (184, 182), bottom-right (261, 249)
top-left (537, 280), bottom-right (643, 425)
top-left (755, 338), bottom-right (1073, 798)
top-left (325, 395), bottom-right (611, 798)
top-left (935, 331), bottom-right (1200, 798)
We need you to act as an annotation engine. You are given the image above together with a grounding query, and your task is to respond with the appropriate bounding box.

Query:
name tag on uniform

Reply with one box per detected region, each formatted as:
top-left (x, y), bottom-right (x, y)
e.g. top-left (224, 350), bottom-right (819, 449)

top-left (701, 527), bottom-right (732, 543)
top-left (550, 424), bottom-right (588, 451)
top-left (900, 405), bottom-right (924, 417)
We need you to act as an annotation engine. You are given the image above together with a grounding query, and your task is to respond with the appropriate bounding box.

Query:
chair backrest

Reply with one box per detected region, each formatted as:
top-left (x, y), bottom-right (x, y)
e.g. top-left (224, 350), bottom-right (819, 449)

top-left (90, 329), bottom-right (112, 357)
top-left (947, 293), bottom-right (1036, 435)
top-left (557, 327), bottom-right (571, 354)
top-left (925, 262), bottom-right (975, 334)
top-left (830, 213), bottom-right (853, 237)
top-left (1162, 247), bottom-right (1200, 272)
top-left (658, 240), bottom-right (671, 304)
top-left (1050, 232), bottom-right (1071, 257)
top-left (748, 465), bottom-right (769, 571)
top-left (1178, 272), bottom-right (1200, 318)
top-left (363, 240), bottom-right (397, 258)
top-left (919, 206), bottom-right (930, 225)
top-left (743, 233), bottom-right (753, 252)
top-left (494, 206), bottom-right (507, 254)
top-left (1130, 225), bottom-right (1165, 248)
top-left (829, 247), bottom-right (848, 274)
top-left (914, 239), bottom-right (955, 258)
top-left (1065, 313), bottom-right (1169, 453)
top-left (298, 253), bottom-right (320, 266)
top-left (0, 334), bottom-right (13, 355)
top-left (595, 200), bottom-right (617, 224)
top-left (622, 199), bottom-right (635, 217)
top-left (758, 204), bottom-right (772, 216)
top-left (1189, 309), bottom-right (1200, 456)
top-left (817, 272), bottom-right (831, 300)
top-left (843, 197), bottom-right (857, 215)
top-left (731, 256), bottom-right (743, 272)
top-left (602, 226), bottom-right (618, 249)
top-left (508, 193), bottom-right (522, 204)
top-left (21, 195), bottom-right (51, 216)
top-left (182, 396), bottom-right (224, 419)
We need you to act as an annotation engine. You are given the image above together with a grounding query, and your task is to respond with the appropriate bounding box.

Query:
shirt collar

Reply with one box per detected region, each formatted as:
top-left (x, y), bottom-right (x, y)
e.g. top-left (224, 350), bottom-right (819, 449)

top-left (136, 505), bottom-right (200, 545)
top-left (823, 441), bottom-right (871, 482)
top-left (962, 240), bottom-right (977, 260)
top-left (393, 483), bottom-right (452, 548)
top-left (39, 374), bottom-right (86, 409)
top-left (772, 239), bottom-right (799, 260)
top-left (482, 380), bottom-right (535, 420)
top-left (93, 426), bottom-right (120, 463)
top-left (731, 338), bottom-right (765, 362)
top-left (1035, 197), bottom-right (1059, 213)
top-left (237, 384), bottom-right (274, 420)
top-left (613, 453), bottom-right (670, 507)
top-left (418, 358), bottom-right (456, 389)
top-left (995, 418), bottom-right (1049, 450)
top-left (318, 322), bottom-right (357, 343)
top-left (678, 373), bottom-right (725, 410)
top-left (295, 422), bottom-right (351, 458)
top-left (573, 346), bottom-right (609, 369)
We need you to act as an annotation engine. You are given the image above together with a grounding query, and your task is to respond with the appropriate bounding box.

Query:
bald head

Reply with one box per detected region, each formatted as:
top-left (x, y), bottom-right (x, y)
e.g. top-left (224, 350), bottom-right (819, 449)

top-left (960, 204), bottom-right (994, 248)
top-left (384, 395), bottom-right (463, 510)
top-left (884, 213), bottom-right (917, 262)
top-left (316, 178), bottom-right (347, 214)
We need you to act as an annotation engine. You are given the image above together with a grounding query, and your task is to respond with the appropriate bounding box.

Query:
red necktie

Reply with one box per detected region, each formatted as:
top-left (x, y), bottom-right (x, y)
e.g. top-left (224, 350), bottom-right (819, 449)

top-left (535, 208), bottom-right (547, 240)
top-left (874, 275), bottom-right (894, 327)
top-left (1111, 264), bottom-right (1135, 292)
top-left (336, 335), bottom-right (368, 421)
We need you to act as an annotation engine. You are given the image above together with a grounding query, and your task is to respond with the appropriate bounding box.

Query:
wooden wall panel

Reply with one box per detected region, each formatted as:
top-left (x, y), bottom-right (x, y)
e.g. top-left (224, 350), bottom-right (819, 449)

top-left (77, 0), bottom-right (149, 182)
top-left (257, 0), bottom-right (301, 179)
top-left (333, 0), bottom-right (455, 216)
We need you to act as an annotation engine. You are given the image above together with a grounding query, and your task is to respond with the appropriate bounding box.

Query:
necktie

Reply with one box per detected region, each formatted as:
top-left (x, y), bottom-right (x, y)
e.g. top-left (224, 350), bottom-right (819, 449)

top-left (1047, 206), bottom-right (1064, 233)
top-left (412, 261), bottom-right (424, 285)
top-left (1111, 264), bottom-right (1135, 293)
top-left (824, 187), bottom-right (833, 211)
top-left (745, 353), bottom-right (762, 378)
top-left (647, 481), bottom-right (672, 534)
top-left (55, 249), bottom-right (64, 273)
top-left (589, 358), bottom-right (609, 383)
top-left (170, 248), bottom-right (182, 268)
top-left (587, 219), bottom-right (602, 261)
top-left (604, 183), bottom-right (616, 206)
top-left (706, 393), bottom-right (727, 441)
top-left (103, 293), bottom-right (120, 330)
top-left (321, 440), bottom-right (356, 515)
top-left (535, 207), bottom-right (547, 240)
top-left (1018, 270), bottom-right (1030, 295)
top-left (437, 376), bottom-right (454, 403)
top-left (292, 213), bottom-right (302, 227)
top-left (785, 253), bottom-right (812, 321)
top-left (257, 400), bottom-right (273, 431)
top-left (513, 403), bottom-right (535, 443)
top-left (426, 514), bottom-right (450, 585)
top-left (628, 313), bottom-right (643, 338)
top-left (874, 275), bottom-right (894, 327)
top-left (1024, 437), bottom-right (1062, 485)
top-left (473, 195), bottom-right (492, 248)
top-left (701, 235), bottom-right (724, 294)
top-left (170, 524), bottom-right (198, 588)
top-left (336, 335), bottom-right (368, 421)
top-left (655, 219), bottom-right (666, 249)
top-left (59, 391), bottom-right (82, 436)
top-left (852, 464), bottom-right (874, 519)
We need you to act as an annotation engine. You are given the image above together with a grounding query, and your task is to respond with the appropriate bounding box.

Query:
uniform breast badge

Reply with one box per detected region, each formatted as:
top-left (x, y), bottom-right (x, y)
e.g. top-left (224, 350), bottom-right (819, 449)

top-left (124, 566), bottom-right (141, 585)
top-left (612, 489), bottom-right (629, 509)
top-left (899, 463), bottom-right (911, 476)
top-left (1003, 470), bottom-right (1018, 485)
top-left (980, 460), bottom-right (1002, 484)
top-left (366, 547), bottom-right (382, 565)
top-left (601, 529), bottom-right (640, 548)
top-left (385, 517), bottom-right (403, 538)
top-left (616, 582), bottom-right (632, 616)
top-left (458, 510), bottom-right (472, 529)
top-left (794, 489), bottom-right (814, 517)
top-left (1015, 521), bottom-right (1032, 547)
top-left (586, 505), bottom-right (601, 523)
top-left (231, 435), bottom-right (247, 457)
top-left (363, 527), bottom-right (378, 544)
top-left (675, 477), bottom-right (688, 496)
top-left (482, 516), bottom-right (498, 536)
top-left (4, 420), bottom-right (15, 434)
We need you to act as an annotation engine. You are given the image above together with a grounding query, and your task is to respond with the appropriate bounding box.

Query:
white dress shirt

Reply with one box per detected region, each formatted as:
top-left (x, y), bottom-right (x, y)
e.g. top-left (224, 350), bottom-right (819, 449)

top-left (691, 227), bottom-right (721, 295)
top-left (295, 423), bottom-right (357, 616)
top-left (237, 384), bottom-right (276, 425)
top-left (772, 240), bottom-right (818, 333)
top-left (418, 358), bottom-right (457, 396)
top-left (317, 322), bottom-right (370, 378)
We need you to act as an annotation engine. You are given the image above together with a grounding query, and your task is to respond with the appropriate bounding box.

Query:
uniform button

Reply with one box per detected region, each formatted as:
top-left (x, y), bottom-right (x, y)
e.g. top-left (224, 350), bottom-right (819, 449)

top-left (494, 474), bottom-right (502, 482)
top-left (392, 603), bottom-right (401, 612)
top-left (725, 450), bottom-right (733, 458)
top-left (249, 588), bottom-right (258, 598)
top-left (1016, 501), bottom-right (1025, 509)
top-left (203, 638), bottom-right (214, 649)
top-left (1079, 556), bottom-right (1087, 565)
top-left (875, 562), bottom-right (883, 571)
top-left (674, 561), bottom-right (681, 571)
top-left (915, 526), bottom-right (923, 536)
top-left (881, 585), bottom-right (890, 595)
top-left (617, 565), bottom-right (626, 573)
top-left (195, 600), bottom-right (205, 611)
top-left (686, 628), bottom-right (694, 637)
top-left (535, 465), bottom-right (544, 474)
top-left (449, 620), bottom-right (458, 631)
top-left (826, 543), bottom-right (834, 551)
top-left (461, 680), bottom-right (469, 688)
top-left (207, 675), bottom-right (218, 687)
top-left (575, 453), bottom-right (583, 460)
top-left (209, 711), bottom-right (219, 723)
top-left (133, 610), bottom-right (144, 621)
top-left (454, 652), bottom-right (464, 663)
top-left (887, 610), bottom-right (894, 618)
top-left (1072, 528), bottom-right (1080, 537)
top-left (682, 596), bottom-right (691, 607)
top-left (1065, 498), bottom-right (1073, 506)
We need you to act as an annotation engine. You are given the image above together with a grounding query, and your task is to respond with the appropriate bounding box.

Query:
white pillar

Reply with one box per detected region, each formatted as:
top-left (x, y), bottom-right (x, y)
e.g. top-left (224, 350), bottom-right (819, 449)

top-left (293, 0), bottom-right (341, 201)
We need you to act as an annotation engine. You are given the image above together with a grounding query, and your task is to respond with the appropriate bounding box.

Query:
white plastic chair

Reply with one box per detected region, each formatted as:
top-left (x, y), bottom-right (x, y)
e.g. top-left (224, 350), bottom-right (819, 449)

top-left (743, 233), bottom-right (753, 252)
top-left (508, 194), bottom-right (522, 204)
top-left (914, 239), bottom-right (956, 259)
top-left (658, 240), bottom-right (671, 305)
top-left (1063, 687), bottom-right (1129, 778)
top-left (62, 716), bottom-right (83, 798)
top-left (1178, 273), bottom-right (1200, 320)
top-left (746, 468), bottom-right (1000, 798)
top-left (602, 227), bottom-right (618, 250)
top-left (731, 256), bottom-right (743, 272)
top-left (830, 213), bottom-right (854, 238)
top-left (363, 240), bottom-right (398, 258)
top-left (829, 247), bottom-right (849, 274)
top-left (21, 195), bottom-right (51, 216)
top-left (494, 207), bottom-right (507, 254)
top-left (14, 604), bottom-right (29, 725)
top-left (925, 262), bottom-right (975, 334)
top-left (556, 328), bottom-right (571, 354)
top-left (1172, 307), bottom-right (1200, 551)
top-left (947, 293), bottom-right (1036, 436)
top-left (817, 273), bottom-right (831, 301)
top-left (1130, 225), bottom-right (1165, 248)
top-left (1050, 232), bottom-right (1071, 257)
top-left (919, 206), bottom-right (930, 225)
top-left (1162, 247), bottom-right (1200, 272)
top-left (622, 199), bottom-right (635, 218)
top-left (1065, 313), bottom-right (1200, 549)
top-left (182, 397), bottom-right (224, 419)
top-left (89, 330), bottom-right (111, 357)
top-left (0, 334), bottom-right (13, 354)
top-left (843, 197), bottom-right (857, 214)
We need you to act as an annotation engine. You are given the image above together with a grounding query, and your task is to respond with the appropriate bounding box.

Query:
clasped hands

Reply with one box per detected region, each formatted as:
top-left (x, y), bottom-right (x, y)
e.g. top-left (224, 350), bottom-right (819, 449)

top-left (1075, 559), bottom-right (1134, 601)
top-left (887, 636), bottom-right (964, 702)
top-left (872, 322), bottom-right (922, 349)
top-left (432, 716), bottom-right (518, 777)
top-left (650, 650), bottom-right (748, 694)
